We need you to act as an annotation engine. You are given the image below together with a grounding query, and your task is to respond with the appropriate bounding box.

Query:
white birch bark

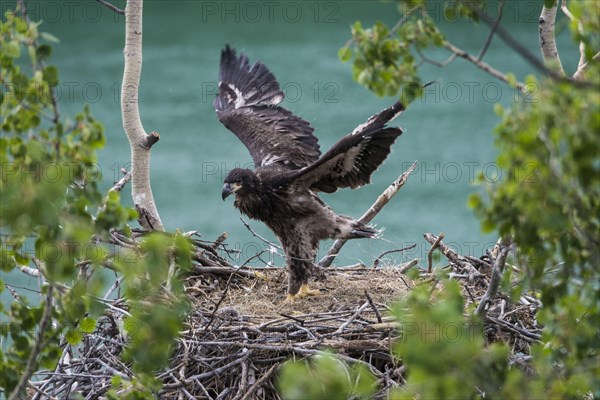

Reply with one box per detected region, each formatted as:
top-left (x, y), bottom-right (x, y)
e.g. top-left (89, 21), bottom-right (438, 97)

top-left (539, 1), bottom-right (565, 76)
top-left (121, 0), bottom-right (164, 230)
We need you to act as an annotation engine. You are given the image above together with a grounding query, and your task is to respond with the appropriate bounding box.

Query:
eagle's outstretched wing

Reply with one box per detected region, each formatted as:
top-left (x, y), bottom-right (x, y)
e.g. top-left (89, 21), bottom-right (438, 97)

top-left (286, 101), bottom-right (405, 193)
top-left (214, 45), bottom-right (321, 169)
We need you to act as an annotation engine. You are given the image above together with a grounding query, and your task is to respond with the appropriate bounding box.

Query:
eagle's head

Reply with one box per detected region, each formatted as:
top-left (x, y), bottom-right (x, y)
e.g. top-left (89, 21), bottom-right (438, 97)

top-left (222, 168), bottom-right (259, 200)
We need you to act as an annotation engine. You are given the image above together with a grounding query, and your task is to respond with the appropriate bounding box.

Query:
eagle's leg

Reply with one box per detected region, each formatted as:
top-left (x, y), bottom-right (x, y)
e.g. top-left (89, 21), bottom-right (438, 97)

top-left (285, 259), bottom-right (320, 302)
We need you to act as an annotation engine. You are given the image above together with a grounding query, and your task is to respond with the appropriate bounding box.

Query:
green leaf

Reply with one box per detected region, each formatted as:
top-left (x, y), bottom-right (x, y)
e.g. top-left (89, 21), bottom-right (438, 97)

top-left (80, 317), bottom-right (97, 333)
top-left (544, 0), bottom-right (557, 8)
top-left (40, 32), bottom-right (60, 43)
top-left (36, 44), bottom-right (52, 61)
top-left (338, 46), bottom-right (352, 62)
top-left (65, 329), bottom-right (83, 345)
top-left (4, 41), bottom-right (21, 58)
top-left (42, 65), bottom-right (59, 86)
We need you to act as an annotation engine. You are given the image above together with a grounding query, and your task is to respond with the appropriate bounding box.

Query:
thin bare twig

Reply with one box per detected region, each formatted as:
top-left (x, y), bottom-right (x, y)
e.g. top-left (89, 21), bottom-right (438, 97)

top-left (95, 0), bottom-right (125, 15)
top-left (373, 244), bottom-right (417, 267)
top-left (477, 0), bottom-right (504, 60)
top-left (240, 217), bottom-right (281, 250)
top-left (443, 41), bottom-right (525, 92)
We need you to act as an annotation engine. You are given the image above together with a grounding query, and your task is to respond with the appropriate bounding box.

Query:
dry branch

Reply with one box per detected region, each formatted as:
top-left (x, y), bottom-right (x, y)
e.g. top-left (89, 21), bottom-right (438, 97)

top-left (319, 161), bottom-right (417, 268)
top-left (424, 233), bottom-right (483, 280)
top-left (475, 236), bottom-right (512, 316)
top-left (427, 232), bottom-right (445, 272)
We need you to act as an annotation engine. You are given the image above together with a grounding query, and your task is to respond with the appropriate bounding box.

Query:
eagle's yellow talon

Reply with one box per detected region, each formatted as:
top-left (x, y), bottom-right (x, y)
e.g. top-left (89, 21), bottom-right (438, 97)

top-left (298, 284), bottom-right (320, 298)
top-left (254, 271), bottom-right (267, 280)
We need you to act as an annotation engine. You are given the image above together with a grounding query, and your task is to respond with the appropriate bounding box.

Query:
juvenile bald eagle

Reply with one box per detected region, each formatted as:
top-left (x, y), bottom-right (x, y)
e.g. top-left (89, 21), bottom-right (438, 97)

top-left (215, 45), bottom-right (405, 301)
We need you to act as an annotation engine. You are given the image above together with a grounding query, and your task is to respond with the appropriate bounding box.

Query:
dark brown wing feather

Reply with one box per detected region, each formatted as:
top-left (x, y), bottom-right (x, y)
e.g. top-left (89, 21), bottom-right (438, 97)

top-left (214, 45), bottom-right (320, 169)
top-left (285, 101), bottom-right (405, 192)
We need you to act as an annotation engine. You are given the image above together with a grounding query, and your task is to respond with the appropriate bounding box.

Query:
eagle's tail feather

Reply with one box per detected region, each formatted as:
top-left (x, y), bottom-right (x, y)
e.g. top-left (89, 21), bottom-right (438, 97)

top-left (350, 223), bottom-right (379, 239)
top-left (216, 45), bottom-right (284, 111)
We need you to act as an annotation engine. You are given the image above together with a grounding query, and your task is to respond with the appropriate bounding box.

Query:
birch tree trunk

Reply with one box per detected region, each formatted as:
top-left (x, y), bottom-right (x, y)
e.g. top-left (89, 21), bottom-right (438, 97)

top-left (122, 0), bottom-right (164, 231)
top-left (538, 2), bottom-right (565, 76)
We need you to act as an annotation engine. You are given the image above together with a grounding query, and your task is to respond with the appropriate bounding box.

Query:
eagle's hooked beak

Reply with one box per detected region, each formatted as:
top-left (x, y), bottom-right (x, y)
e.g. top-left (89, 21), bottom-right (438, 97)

top-left (222, 182), bottom-right (240, 200)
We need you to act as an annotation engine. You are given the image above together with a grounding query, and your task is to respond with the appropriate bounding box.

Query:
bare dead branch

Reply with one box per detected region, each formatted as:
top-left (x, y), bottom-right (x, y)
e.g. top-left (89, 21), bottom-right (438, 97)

top-left (365, 290), bottom-right (383, 323)
top-left (427, 233), bottom-right (445, 273)
top-left (373, 244), bottom-right (417, 267)
top-left (212, 232), bottom-right (228, 249)
top-left (398, 259), bottom-right (419, 274)
top-left (319, 161), bottom-right (417, 268)
top-left (423, 233), bottom-right (483, 280)
top-left (475, 237), bottom-right (511, 317)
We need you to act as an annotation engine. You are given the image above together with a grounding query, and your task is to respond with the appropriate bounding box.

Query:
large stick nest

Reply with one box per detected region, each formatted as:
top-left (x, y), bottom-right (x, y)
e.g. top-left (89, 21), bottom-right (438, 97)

top-left (28, 235), bottom-right (542, 400)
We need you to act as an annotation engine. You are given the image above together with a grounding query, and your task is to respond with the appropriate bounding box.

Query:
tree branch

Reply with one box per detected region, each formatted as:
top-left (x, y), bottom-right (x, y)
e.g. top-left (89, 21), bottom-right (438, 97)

top-left (9, 285), bottom-right (54, 400)
top-left (423, 233), bottom-right (484, 280)
top-left (475, 237), bottom-right (512, 317)
top-left (427, 232), bottom-right (445, 273)
top-left (572, 51), bottom-right (600, 81)
top-left (121, 0), bottom-right (164, 231)
top-left (561, 0), bottom-right (586, 73)
top-left (318, 161), bottom-right (417, 268)
top-left (111, 170), bottom-right (133, 193)
top-left (539, 1), bottom-right (566, 75)
top-left (443, 41), bottom-right (525, 92)
top-left (470, 2), bottom-right (562, 80)
top-left (476, 0), bottom-right (504, 61)
top-left (95, 0), bottom-right (125, 15)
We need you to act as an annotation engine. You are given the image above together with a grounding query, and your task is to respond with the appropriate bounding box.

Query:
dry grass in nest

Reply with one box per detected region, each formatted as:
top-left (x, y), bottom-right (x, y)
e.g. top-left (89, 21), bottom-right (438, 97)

top-left (186, 266), bottom-right (414, 319)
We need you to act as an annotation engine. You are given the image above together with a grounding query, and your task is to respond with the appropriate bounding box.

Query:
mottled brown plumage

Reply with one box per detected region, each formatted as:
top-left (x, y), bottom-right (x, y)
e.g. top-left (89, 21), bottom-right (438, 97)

top-left (215, 46), bottom-right (405, 299)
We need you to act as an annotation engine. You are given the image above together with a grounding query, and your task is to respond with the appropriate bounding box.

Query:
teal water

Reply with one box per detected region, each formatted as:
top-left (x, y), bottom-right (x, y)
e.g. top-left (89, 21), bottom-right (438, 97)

top-left (3, 0), bottom-right (580, 277)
